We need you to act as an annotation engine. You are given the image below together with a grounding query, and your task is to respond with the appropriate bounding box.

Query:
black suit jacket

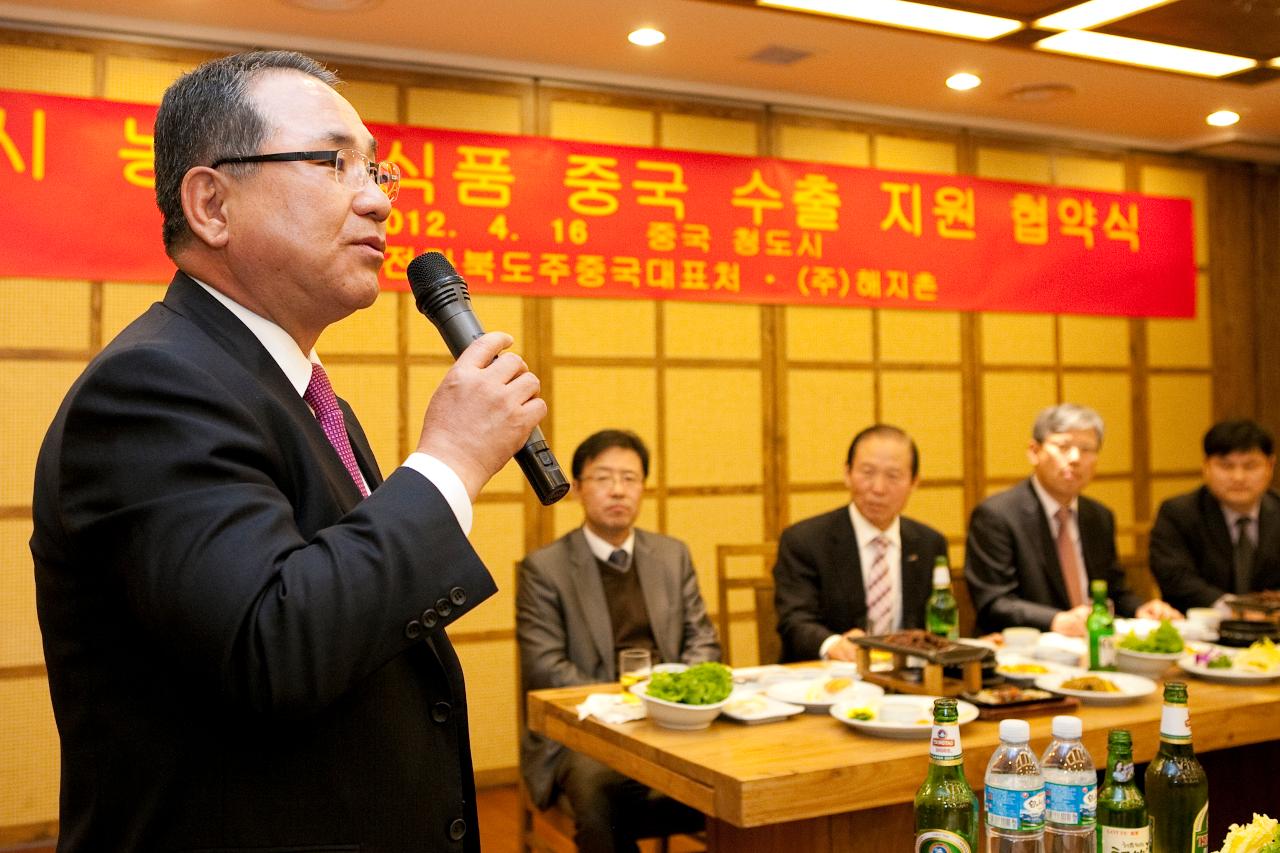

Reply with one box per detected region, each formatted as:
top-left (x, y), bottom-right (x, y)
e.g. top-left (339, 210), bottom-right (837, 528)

top-left (772, 506), bottom-right (949, 662)
top-left (964, 478), bottom-right (1142, 633)
top-left (31, 273), bottom-right (496, 852)
top-left (1149, 486), bottom-right (1280, 612)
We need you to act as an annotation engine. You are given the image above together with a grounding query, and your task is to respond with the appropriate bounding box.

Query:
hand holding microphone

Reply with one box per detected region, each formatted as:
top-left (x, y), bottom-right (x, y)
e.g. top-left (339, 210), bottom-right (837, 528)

top-left (408, 252), bottom-right (569, 505)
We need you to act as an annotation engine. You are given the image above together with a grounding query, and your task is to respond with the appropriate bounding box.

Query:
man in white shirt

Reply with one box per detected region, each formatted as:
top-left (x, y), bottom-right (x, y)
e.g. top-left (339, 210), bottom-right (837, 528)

top-left (773, 424), bottom-right (950, 662)
top-left (31, 50), bottom-right (543, 851)
top-left (1150, 419), bottom-right (1280, 613)
top-left (964, 403), bottom-right (1179, 636)
top-left (517, 429), bottom-right (719, 853)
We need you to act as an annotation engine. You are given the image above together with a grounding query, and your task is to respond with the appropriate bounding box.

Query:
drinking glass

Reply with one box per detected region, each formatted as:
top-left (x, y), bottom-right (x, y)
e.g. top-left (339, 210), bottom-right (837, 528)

top-left (617, 648), bottom-right (651, 699)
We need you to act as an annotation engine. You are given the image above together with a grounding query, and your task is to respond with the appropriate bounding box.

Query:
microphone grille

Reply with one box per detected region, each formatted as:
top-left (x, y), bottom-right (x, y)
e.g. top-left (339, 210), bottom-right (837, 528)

top-left (406, 251), bottom-right (469, 318)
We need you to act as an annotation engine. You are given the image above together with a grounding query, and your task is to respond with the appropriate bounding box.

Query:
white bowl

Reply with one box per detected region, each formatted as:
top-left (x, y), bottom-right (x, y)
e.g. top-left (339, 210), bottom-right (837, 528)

top-left (630, 681), bottom-right (730, 730)
top-left (1115, 647), bottom-right (1182, 678)
top-left (1002, 626), bottom-right (1041, 652)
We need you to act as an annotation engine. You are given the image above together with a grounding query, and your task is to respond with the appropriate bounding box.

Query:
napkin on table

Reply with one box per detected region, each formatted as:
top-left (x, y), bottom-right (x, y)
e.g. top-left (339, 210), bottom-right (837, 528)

top-left (576, 693), bottom-right (647, 724)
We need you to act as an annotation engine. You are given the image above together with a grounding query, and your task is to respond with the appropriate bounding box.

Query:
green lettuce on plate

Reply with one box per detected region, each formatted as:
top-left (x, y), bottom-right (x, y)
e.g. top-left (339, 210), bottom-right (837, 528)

top-left (646, 662), bottom-right (732, 705)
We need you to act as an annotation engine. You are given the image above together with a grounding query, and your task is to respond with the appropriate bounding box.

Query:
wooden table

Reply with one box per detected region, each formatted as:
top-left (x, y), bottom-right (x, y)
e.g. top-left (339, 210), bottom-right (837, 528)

top-left (526, 671), bottom-right (1280, 851)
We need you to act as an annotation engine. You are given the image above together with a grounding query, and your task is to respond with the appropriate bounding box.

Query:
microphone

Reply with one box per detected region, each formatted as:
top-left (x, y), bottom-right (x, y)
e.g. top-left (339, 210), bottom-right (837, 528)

top-left (406, 251), bottom-right (570, 506)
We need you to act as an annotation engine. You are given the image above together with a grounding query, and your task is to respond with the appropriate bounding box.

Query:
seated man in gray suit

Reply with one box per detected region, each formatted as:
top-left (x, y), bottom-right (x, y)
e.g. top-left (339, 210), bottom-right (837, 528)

top-left (965, 403), bottom-right (1179, 636)
top-left (517, 429), bottom-right (719, 853)
top-left (1150, 419), bottom-right (1280, 614)
top-left (773, 424), bottom-right (949, 662)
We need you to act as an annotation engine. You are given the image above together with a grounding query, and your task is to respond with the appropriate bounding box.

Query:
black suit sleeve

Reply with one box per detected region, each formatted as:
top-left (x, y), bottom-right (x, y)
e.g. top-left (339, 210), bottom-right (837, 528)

top-left (772, 525), bottom-right (839, 661)
top-left (41, 345), bottom-right (495, 717)
top-left (964, 502), bottom-right (1060, 632)
top-left (1148, 500), bottom-right (1224, 611)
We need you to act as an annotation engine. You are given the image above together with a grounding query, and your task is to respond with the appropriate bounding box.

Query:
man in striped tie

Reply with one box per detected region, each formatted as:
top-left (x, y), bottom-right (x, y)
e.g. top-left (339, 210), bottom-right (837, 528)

top-left (774, 424), bottom-right (949, 663)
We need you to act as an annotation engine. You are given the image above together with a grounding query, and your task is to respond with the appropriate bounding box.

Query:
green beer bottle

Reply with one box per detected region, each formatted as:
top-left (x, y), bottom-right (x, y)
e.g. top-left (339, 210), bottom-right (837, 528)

top-left (1097, 728), bottom-right (1150, 852)
top-left (926, 556), bottom-right (959, 640)
top-left (915, 697), bottom-right (978, 852)
top-left (1146, 682), bottom-right (1208, 853)
top-left (1087, 579), bottom-right (1116, 671)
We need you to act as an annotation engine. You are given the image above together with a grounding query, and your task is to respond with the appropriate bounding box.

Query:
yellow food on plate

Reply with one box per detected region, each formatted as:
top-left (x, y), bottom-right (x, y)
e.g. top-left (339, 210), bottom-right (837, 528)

top-left (998, 663), bottom-right (1049, 675)
top-left (724, 696), bottom-right (769, 716)
top-left (823, 676), bottom-right (853, 694)
top-left (845, 706), bottom-right (876, 721)
top-left (1060, 675), bottom-right (1120, 692)
top-left (1234, 638), bottom-right (1280, 674)
top-left (1212, 812), bottom-right (1278, 853)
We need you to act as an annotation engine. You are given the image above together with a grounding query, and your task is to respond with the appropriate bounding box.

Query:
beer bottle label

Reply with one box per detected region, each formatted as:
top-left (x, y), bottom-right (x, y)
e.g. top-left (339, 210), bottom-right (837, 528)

top-left (1159, 703), bottom-right (1192, 743)
top-left (1098, 634), bottom-right (1116, 668)
top-left (1046, 781), bottom-right (1097, 825)
top-left (1099, 824), bottom-right (1150, 852)
top-left (1193, 800), bottom-right (1209, 853)
top-left (1111, 760), bottom-right (1134, 783)
top-left (930, 723), bottom-right (962, 762)
top-left (915, 829), bottom-right (972, 853)
top-left (985, 785), bottom-right (1045, 831)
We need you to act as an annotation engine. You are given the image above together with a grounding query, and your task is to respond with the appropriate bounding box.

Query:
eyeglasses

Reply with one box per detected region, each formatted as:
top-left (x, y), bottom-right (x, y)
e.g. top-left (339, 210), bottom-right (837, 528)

top-left (579, 470), bottom-right (644, 488)
top-left (1043, 438), bottom-right (1099, 458)
top-left (210, 148), bottom-right (400, 202)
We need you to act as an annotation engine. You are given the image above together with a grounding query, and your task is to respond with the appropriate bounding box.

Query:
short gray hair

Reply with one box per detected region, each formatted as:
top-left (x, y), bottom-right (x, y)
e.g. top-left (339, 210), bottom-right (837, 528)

top-left (1032, 403), bottom-right (1104, 447)
top-left (154, 50), bottom-right (340, 255)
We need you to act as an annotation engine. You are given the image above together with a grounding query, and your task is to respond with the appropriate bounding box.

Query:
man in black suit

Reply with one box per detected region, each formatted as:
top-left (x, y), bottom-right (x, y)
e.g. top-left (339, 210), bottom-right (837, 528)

top-left (30, 51), bottom-right (545, 852)
top-left (1150, 419), bottom-right (1280, 613)
top-left (773, 424), bottom-right (949, 662)
top-left (964, 403), bottom-right (1179, 636)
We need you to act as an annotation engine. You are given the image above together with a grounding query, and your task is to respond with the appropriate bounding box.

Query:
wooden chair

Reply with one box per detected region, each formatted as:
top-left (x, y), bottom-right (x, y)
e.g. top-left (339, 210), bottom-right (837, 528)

top-left (714, 542), bottom-right (779, 666)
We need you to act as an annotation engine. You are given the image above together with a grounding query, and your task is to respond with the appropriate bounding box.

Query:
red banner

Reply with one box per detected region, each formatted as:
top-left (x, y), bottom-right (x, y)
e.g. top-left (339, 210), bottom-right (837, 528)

top-left (0, 88), bottom-right (1195, 317)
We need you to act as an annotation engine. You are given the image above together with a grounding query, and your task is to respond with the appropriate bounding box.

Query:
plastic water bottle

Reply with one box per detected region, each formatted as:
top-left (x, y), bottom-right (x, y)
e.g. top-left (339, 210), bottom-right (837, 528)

top-left (985, 718), bottom-right (1046, 853)
top-left (1041, 715), bottom-right (1097, 853)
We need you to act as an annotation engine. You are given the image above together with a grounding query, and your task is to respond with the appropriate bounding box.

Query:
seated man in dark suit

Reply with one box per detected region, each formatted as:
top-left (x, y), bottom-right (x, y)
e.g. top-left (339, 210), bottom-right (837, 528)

top-left (1150, 419), bottom-right (1280, 613)
top-left (965, 403), bottom-right (1179, 636)
top-left (773, 424), bottom-right (949, 662)
top-left (517, 429), bottom-right (719, 853)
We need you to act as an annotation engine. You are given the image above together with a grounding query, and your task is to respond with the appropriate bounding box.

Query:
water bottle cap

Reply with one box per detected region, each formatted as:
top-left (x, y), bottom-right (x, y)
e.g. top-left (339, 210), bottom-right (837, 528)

top-left (1051, 715), bottom-right (1082, 739)
top-left (998, 719), bottom-right (1030, 742)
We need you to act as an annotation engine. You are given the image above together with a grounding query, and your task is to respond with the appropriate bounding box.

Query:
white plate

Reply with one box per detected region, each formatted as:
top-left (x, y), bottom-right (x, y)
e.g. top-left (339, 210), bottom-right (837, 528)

top-left (1176, 653), bottom-right (1280, 684)
top-left (765, 677), bottom-right (884, 712)
top-left (830, 695), bottom-right (979, 738)
top-left (721, 693), bottom-right (806, 724)
top-left (994, 653), bottom-right (1081, 685)
top-left (1034, 671), bottom-right (1157, 704)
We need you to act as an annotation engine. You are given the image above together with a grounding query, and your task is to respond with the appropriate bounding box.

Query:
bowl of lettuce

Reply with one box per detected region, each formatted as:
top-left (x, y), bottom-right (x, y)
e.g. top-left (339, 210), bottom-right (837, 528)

top-left (631, 662), bottom-right (734, 730)
top-left (1116, 619), bottom-right (1185, 678)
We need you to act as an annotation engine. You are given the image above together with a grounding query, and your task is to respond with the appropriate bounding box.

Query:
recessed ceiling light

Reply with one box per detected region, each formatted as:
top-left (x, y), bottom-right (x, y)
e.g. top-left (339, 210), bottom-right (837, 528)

top-left (758, 0), bottom-right (1021, 41)
top-left (1035, 31), bottom-right (1257, 78)
top-left (946, 72), bottom-right (981, 91)
top-left (1206, 110), bottom-right (1241, 127)
top-left (1035, 0), bottom-right (1176, 32)
top-left (628, 27), bottom-right (667, 47)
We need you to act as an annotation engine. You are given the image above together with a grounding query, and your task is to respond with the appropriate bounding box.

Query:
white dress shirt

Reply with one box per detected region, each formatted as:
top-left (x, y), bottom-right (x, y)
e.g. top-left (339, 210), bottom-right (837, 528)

top-left (819, 504), bottom-right (903, 658)
top-left (582, 526), bottom-right (636, 569)
top-left (193, 278), bottom-right (473, 534)
top-left (1031, 475), bottom-right (1088, 605)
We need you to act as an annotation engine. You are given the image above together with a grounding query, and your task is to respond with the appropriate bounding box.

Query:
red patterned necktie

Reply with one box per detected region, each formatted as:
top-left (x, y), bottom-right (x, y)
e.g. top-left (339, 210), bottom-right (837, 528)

top-left (1055, 505), bottom-right (1086, 607)
top-left (865, 535), bottom-right (893, 635)
top-left (303, 362), bottom-right (369, 498)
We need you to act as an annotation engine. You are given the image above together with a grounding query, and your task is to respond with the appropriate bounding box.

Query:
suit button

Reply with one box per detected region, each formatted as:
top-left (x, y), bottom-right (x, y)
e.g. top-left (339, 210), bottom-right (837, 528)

top-left (449, 818), bottom-right (466, 840)
top-left (450, 586), bottom-right (466, 606)
top-left (435, 597), bottom-right (452, 618)
top-left (422, 608), bottom-right (439, 628)
top-left (404, 620), bottom-right (422, 640)
top-left (432, 701), bottom-right (451, 723)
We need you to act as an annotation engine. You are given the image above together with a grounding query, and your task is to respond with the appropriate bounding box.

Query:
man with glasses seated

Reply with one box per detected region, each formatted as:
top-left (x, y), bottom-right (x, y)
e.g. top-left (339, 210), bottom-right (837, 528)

top-left (31, 50), bottom-right (545, 851)
top-left (964, 403), bottom-right (1180, 636)
top-left (517, 429), bottom-right (719, 853)
top-left (1149, 419), bottom-right (1280, 614)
